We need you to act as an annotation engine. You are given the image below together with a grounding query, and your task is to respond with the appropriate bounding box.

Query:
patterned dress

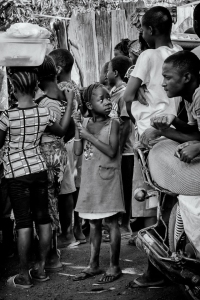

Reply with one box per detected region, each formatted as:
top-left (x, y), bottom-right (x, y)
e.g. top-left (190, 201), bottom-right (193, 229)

top-left (38, 96), bottom-right (67, 231)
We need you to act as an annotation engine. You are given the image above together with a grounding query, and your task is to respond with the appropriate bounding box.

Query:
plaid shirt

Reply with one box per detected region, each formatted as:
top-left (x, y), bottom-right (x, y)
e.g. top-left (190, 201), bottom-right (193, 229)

top-left (0, 106), bottom-right (56, 178)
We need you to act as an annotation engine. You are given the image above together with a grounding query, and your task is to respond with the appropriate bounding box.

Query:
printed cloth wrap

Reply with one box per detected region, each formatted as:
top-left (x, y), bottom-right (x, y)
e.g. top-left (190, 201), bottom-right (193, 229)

top-left (40, 138), bottom-right (67, 231)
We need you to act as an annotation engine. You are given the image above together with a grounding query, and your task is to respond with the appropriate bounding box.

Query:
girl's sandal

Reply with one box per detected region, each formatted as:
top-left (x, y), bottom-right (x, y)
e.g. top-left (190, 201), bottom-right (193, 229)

top-left (30, 269), bottom-right (50, 282)
top-left (73, 269), bottom-right (103, 281)
top-left (97, 271), bottom-right (122, 284)
top-left (7, 275), bottom-right (33, 289)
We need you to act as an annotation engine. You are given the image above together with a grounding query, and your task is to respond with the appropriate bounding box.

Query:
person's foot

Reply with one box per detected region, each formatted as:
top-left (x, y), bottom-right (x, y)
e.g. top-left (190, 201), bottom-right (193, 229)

top-left (98, 266), bottom-right (122, 284)
top-left (57, 234), bottom-right (77, 248)
top-left (133, 271), bottom-right (165, 287)
top-left (120, 225), bottom-right (133, 238)
top-left (30, 268), bottom-right (49, 282)
top-left (128, 235), bottom-right (137, 246)
top-left (73, 226), bottom-right (86, 243)
top-left (45, 252), bottom-right (63, 272)
top-left (73, 267), bottom-right (103, 281)
top-left (14, 273), bottom-right (32, 286)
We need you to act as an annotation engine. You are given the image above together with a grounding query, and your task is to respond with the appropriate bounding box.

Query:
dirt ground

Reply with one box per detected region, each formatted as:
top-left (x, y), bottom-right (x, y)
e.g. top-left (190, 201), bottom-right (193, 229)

top-left (0, 235), bottom-right (188, 300)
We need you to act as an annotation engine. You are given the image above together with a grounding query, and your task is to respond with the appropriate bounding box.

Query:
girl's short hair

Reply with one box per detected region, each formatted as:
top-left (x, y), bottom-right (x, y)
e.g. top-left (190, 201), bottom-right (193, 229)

top-left (38, 55), bottom-right (57, 81)
top-left (11, 71), bottom-right (38, 95)
top-left (81, 83), bottom-right (103, 116)
top-left (142, 6), bottom-right (172, 35)
top-left (49, 49), bottom-right (74, 72)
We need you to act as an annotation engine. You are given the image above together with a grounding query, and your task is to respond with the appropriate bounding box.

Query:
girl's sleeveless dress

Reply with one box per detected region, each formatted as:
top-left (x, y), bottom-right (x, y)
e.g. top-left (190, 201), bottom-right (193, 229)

top-left (75, 118), bottom-right (125, 220)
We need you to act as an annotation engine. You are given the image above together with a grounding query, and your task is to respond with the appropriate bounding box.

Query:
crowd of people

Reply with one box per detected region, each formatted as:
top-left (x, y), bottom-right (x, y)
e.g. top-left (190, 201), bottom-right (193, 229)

top-left (1, 3), bottom-right (200, 290)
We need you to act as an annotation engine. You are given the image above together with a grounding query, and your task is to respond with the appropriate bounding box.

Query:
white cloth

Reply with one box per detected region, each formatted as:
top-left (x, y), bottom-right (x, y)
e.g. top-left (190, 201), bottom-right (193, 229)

top-left (79, 212), bottom-right (116, 220)
top-left (192, 45), bottom-right (200, 60)
top-left (185, 87), bottom-right (200, 130)
top-left (179, 195), bottom-right (200, 254)
top-left (130, 45), bottom-right (182, 135)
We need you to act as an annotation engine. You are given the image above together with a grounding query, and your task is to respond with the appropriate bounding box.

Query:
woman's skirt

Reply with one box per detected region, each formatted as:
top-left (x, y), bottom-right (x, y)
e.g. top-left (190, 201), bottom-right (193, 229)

top-left (40, 138), bottom-right (67, 231)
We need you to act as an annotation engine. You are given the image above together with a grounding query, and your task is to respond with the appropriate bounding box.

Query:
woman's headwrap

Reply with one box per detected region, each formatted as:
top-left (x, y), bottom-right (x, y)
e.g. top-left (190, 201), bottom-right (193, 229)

top-left (128, 40), bottom-right (141, 56)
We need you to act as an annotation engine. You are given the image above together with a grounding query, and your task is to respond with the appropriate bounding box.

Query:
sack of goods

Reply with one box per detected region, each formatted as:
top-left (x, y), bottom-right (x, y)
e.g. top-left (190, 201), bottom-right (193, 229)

top-left (0, 23), bottom-right (51, 67)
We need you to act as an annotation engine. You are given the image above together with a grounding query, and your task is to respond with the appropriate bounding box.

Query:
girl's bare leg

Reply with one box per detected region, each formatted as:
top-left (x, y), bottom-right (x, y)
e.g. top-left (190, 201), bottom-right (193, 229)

top-left (37, 223), bottom-right (52, 276)
top-left (88, 219), bottom-right (102, 271)
top-left (104, 214), bottom-right (121, 276)
top-left (73, 219), bottom-right (103, 281)
top-left (14, 228), bottom-right (32, 285)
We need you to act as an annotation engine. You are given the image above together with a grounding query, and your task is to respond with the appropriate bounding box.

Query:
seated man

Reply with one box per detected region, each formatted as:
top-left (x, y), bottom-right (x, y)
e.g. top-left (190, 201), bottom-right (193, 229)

top-left (147, 50), bottom-right (200, 191)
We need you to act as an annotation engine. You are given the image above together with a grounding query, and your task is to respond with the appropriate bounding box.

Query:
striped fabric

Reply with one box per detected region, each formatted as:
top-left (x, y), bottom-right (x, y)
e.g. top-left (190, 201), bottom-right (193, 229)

top-left (38, 97), bottom-right (62, 143)
top-left (0, 106), bottom-right (56, 178)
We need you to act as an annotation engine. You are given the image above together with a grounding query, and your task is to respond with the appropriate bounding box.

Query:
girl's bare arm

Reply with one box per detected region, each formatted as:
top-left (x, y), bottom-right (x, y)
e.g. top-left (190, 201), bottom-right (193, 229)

top-left (78, 119), bottom-right (120, 158)
top-left (74, 126), bottom-right (83, 156)
top-left (49, 89), bottom-right (73, 137)
top-left (123, 77), bottom-right (142, 124)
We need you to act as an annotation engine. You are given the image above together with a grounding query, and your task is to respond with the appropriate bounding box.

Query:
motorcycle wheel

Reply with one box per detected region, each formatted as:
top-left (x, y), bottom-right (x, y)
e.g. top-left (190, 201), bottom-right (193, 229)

top-left (168, 203), bottom-right (200, 300)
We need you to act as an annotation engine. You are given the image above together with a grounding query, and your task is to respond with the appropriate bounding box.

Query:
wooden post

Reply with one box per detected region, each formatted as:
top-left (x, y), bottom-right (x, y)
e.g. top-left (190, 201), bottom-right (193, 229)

top-left (111, 10), bottom-right (128, 57)
top-left (54, 20), bottom-right (69, 49)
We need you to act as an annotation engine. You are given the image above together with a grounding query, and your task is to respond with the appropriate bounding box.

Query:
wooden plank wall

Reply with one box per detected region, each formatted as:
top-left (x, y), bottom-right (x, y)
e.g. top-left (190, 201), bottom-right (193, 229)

top-left (68, 2), bottom-right (193, 86)
top-left (68, 4), bottom-right (140, 86)
top-left (95, 11), bottom-right (112, 79)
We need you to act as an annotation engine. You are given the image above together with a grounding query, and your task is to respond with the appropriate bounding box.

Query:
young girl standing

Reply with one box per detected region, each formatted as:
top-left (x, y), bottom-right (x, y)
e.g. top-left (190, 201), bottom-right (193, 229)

top-left (0, 68), bottom-right (73, 288)
top-left (73, 83), bottom-right (125, 283)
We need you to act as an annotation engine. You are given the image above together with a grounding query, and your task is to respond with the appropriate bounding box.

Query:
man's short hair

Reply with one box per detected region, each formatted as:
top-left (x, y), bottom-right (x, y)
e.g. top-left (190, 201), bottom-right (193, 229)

top-left (49, 49), bottom-right (74, 73)
top-left (142, 6), bottom-right (172, 35)
top-left (164, 50), bottom-right (200, 78)
top-left (110, 56), bottom-right (132, 80)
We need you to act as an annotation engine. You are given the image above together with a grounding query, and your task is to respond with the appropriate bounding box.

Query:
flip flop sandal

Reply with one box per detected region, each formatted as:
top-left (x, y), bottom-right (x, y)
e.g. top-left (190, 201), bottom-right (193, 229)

top-left (134, 277), bottom-right (165, 287)
top-left (121, 233), bottom-right (132, 240)
top-left (58, 240), bottom-right (80, 249)
top-left (73, 269), bottom-right (103, 281)
top-left (30, 269), bottom-right (50, 282)
top-left (97, 272), bottom-right (122, 284)
top-left (45, 260), bottom-right (63, 273)
top-left (77, 239), bottom-right (87, 244)
top-left (67, 241), bottom-right (80, 248)
top-left (7, 275), bottom-right (33, 289)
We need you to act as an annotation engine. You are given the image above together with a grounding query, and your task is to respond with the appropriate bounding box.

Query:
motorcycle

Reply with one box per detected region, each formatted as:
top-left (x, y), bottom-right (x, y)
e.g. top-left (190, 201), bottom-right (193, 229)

top-left (134, 146), bottom-right (200, 300)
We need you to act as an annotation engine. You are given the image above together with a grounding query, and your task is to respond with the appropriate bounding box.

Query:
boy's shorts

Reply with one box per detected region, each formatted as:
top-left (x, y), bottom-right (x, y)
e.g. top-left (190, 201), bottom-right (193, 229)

top-left (7, 171), bottom-right (51, 230)
top-left (60, 139), bottom-right (76, 195)
top-left (0, 177), bottom-right (12, 219)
